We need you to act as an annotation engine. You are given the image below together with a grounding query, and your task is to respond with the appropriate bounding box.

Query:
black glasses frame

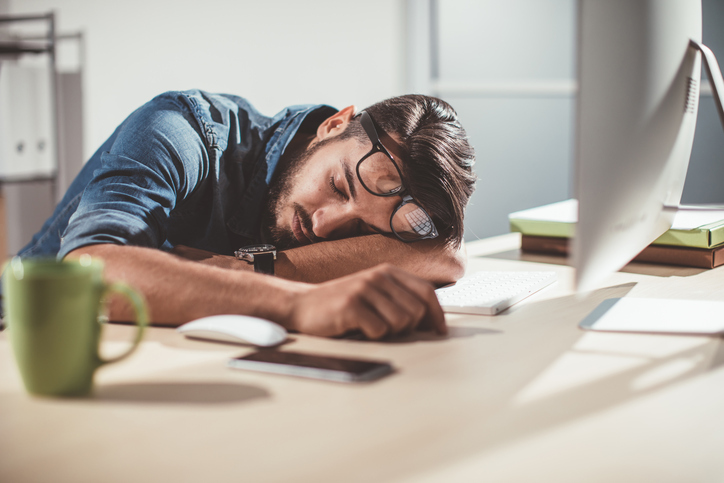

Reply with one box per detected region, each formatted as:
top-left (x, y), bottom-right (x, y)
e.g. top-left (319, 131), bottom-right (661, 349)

top-left (356, 111), bottom-right (439, 242)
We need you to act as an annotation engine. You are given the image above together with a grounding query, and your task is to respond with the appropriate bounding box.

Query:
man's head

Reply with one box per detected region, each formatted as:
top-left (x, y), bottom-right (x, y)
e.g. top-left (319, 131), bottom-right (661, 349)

top-left (263, 95), bottom-right (477, 249)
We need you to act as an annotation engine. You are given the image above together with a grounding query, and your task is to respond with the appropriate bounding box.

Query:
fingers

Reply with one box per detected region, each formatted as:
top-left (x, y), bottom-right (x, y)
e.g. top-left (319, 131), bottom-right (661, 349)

top-left (358, 272), bottom-right (426, 335)
top-left (347, 302), bottom-right (393, 340)
top-left (290, 264), bottom-right (448, 340)
top-left (382, 265), bottom-right (447, 335)
top-left (350, 264), bottom-right (447, 339)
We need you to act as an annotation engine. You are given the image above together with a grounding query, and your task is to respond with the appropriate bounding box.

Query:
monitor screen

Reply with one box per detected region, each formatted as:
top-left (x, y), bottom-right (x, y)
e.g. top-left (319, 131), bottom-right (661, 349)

top-left (573, 0), bottom-right (704, 291)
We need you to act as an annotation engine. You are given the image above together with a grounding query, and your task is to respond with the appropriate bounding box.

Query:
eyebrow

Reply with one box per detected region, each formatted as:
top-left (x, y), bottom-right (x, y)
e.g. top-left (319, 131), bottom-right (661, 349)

top-left (341, 158), bottom-right (357, 201)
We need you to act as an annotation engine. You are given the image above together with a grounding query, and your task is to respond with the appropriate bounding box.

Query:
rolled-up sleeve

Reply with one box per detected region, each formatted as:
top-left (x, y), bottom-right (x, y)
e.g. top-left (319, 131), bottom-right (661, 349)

top-left (58, 95), bottom-right (209, 259)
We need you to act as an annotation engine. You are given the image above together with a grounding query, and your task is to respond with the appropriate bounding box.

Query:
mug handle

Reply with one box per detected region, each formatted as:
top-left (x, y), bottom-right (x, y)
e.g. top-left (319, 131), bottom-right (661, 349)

top-left (97, 281), bottom-right (148, 366)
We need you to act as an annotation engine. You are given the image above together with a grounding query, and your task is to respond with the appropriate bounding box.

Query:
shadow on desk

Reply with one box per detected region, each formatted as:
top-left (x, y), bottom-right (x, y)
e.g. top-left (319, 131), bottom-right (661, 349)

top-left (389, 283), bottom-right (724, 482)
top-left (339, 325), bottom-right (502, 344)
top-left (92, 381), bottom-right (270, 405)
top-left (484, 249), bottom-right (708, 278)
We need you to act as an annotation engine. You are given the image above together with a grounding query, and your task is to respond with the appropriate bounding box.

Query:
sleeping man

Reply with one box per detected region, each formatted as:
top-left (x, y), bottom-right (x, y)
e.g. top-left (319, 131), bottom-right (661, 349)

top-left (15, 91), bottom-right (477, 339)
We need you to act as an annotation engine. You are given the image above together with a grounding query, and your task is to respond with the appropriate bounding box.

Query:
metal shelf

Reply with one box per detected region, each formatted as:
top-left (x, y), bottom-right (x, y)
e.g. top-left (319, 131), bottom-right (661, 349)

top-left (0, 12), bottom-right (58, 196)
top-left (0, 42), bottom-right (51, 55)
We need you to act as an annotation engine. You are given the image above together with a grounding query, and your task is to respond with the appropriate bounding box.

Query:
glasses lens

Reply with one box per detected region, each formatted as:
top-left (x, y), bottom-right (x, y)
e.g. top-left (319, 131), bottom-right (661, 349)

top-left (358, 152), bottom-right (402, 195)
top-left (392, 201), bottom-right (436, 241)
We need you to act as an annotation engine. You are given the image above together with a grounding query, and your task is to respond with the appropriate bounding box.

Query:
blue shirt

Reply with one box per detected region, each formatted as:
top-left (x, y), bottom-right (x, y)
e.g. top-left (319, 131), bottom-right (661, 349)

top-left (17, 90), bottom-right (336, 260)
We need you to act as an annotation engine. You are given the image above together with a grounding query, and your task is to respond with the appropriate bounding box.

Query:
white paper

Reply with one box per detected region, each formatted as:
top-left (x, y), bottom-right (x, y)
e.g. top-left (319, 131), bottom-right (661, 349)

top-left (580, 298), bottom-right (724, 335)
top-left (670, 209), bottom-right (724, 230)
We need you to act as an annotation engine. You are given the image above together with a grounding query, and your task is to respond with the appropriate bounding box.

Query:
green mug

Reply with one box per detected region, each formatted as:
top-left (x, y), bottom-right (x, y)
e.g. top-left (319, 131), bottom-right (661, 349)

top-left (3, 256), bottom-right (148, 397)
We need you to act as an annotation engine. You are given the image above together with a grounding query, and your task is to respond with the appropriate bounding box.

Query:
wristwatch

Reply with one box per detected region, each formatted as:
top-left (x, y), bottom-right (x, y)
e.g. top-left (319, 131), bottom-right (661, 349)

top-left (235, 244), bottom-right (277, 275)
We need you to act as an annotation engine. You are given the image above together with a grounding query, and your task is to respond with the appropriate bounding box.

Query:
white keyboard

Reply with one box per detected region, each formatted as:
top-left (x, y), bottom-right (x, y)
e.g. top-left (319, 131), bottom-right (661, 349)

top-left (435, 271), bottom-right (557, 315)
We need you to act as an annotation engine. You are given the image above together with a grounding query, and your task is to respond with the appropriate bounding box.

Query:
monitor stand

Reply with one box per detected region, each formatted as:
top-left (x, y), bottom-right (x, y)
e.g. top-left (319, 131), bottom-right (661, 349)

top-left (594, 40), bottom-right (724, 336)
top-left (666, 40), bottom-right (724, 212)
top-left (691, 40), bottom-right (724, 137)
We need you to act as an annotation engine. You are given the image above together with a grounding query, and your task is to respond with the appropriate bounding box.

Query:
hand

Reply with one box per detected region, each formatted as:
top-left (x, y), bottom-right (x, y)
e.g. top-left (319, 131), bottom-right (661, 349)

top-left (287, 264), bottom-right (446, 340)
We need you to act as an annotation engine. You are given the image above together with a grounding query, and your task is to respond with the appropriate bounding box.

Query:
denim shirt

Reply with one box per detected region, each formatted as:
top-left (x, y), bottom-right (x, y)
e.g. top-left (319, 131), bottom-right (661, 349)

top-left (16, 90), bottom-right (336, 260)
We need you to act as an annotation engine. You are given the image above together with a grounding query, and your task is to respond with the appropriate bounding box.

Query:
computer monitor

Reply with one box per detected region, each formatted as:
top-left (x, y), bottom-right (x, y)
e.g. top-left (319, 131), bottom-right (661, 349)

top-left (573, 0), bottom-right (724, 292)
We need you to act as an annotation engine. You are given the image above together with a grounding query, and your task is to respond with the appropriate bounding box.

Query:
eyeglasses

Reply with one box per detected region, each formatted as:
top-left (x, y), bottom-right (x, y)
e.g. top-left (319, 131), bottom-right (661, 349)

top-left (356, 111), bottom-right (439, 242)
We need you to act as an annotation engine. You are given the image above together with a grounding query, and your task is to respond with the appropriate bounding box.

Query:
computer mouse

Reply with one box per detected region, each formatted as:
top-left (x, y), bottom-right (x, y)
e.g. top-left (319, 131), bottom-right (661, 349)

top-left (177, 314), bottom-right (288, 347)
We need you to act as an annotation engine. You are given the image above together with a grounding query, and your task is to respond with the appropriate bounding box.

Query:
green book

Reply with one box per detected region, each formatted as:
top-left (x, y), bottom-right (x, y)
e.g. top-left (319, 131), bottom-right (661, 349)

top-left (509, 199), bottom-right (724, 249)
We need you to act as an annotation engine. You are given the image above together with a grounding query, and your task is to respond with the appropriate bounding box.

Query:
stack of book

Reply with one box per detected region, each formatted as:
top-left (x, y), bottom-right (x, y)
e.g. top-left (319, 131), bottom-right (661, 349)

top-left (509, 199), bottom-right (724, 269)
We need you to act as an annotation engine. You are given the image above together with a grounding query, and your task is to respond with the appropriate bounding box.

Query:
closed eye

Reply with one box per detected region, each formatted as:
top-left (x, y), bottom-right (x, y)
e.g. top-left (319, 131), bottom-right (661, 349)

top-left (329, 176), bottom-right (347, 200)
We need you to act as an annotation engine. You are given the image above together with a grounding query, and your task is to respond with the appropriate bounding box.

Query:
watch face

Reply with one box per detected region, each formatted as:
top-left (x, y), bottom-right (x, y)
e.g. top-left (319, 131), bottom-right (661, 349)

top-left (239, 244), bottom-right (276, 254)
top-left (235, 244), bottom-right (277, 263)
top-left (239, 245), bottom-right (276, 253)
top-left (235, 245), bottom-right (277, 273)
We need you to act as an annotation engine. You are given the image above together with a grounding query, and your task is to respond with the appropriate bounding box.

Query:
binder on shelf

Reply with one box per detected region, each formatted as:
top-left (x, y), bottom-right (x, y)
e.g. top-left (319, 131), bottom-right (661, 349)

top-left (509, 199), bottom-right (724, 249)
top-left (0, 64), bottom-right (55, 180)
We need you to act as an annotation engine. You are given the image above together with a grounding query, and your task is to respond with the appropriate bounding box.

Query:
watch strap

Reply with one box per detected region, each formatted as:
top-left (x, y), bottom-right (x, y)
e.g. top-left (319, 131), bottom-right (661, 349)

top-left (254, 252), bottom-right (275, 275)
top-left (235, 245), bottom-right (277, 275)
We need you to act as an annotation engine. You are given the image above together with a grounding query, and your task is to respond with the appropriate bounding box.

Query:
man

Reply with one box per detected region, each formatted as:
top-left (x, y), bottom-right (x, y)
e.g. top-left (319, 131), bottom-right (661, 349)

top-left (16, 90), bottom-right (477, 339)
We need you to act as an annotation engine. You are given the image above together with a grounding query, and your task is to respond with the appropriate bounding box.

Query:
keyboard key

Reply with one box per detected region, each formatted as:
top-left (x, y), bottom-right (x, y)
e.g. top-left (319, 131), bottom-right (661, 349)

top-left (435, 271), bottom-right (557, 315)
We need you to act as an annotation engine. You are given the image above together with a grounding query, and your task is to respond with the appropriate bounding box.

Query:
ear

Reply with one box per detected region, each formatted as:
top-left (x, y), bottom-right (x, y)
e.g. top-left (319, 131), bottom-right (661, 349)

top-left (315, 105), bottom-right (357, 141)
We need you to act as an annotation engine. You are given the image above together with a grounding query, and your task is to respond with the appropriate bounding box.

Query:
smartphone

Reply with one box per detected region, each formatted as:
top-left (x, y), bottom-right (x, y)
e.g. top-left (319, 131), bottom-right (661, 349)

top-left (228, 350), bottom-right (394, 383)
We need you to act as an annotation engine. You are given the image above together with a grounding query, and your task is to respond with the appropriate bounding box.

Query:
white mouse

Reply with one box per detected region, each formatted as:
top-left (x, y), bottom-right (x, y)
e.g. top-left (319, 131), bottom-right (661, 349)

top-left (177, 314), bottom-right (288, 347)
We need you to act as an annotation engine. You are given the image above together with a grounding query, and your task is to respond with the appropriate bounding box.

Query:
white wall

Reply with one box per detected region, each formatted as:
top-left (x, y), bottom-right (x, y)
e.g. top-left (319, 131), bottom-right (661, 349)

top-left (416, 0), bottom-right (724, 241)
top-left (432, 0), bottom-right (577, 240)
top-left (9, 0), bottom-right (407, 160)
top-left (681, 0), bottom-right (724, 205)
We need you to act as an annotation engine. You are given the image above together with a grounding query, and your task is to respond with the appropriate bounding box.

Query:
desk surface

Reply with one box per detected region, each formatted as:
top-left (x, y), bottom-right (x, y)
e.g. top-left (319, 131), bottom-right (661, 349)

top-left (2, 233), bottom-right (724, 483)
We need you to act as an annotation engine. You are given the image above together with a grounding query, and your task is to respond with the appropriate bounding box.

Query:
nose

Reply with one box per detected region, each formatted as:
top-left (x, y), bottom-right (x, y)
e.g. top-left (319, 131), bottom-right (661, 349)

top-left (311, 205), bottom-right (357, 240)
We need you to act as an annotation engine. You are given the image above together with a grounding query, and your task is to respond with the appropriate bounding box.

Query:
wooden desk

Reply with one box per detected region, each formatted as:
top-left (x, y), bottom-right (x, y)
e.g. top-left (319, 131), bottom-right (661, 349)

top-left (2, 234), bottom-right (724, 482)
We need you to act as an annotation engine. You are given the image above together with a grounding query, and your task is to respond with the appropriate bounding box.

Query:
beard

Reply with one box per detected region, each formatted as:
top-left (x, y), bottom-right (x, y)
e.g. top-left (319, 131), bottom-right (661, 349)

top-left (261, 137), bottom-right (331, 249)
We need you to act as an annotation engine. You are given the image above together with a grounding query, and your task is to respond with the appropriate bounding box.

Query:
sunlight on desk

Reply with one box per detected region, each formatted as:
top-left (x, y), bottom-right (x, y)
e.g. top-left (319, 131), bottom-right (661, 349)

top-left (513, 332), bottom-right (711, 405)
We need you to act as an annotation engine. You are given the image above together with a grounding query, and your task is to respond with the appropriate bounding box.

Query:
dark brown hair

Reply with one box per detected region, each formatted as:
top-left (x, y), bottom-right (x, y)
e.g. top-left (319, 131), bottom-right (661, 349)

top-left (338, 94), bottom-right (476, 248)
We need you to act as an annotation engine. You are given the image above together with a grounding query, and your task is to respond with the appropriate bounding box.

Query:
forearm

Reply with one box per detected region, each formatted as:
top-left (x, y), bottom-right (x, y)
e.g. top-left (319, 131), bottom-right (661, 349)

top-left (65, 244), bottom-right (304, 326)
top-left (64, 243), bottom-right (447, 340)
top-left (277, 235), bottom-right (466, 285)
top-left (173, 235), bottom-right (466, 285)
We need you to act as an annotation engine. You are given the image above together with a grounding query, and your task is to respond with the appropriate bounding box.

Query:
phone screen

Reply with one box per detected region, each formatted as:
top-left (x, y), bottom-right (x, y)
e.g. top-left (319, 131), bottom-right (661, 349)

top-left (228, 350), bottom-right (394, 383)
